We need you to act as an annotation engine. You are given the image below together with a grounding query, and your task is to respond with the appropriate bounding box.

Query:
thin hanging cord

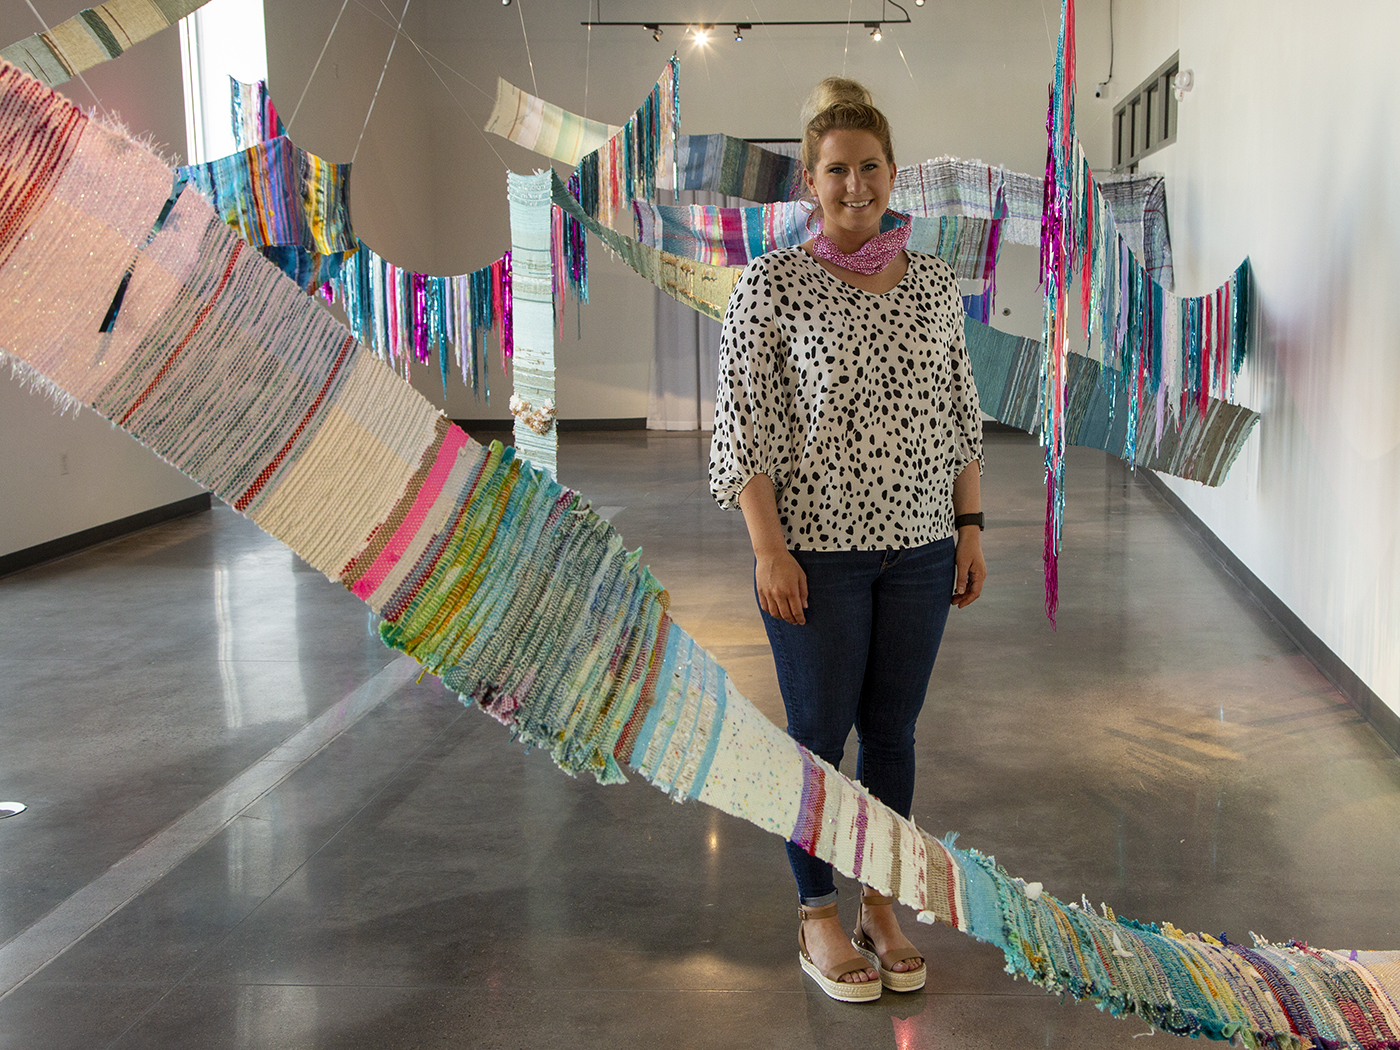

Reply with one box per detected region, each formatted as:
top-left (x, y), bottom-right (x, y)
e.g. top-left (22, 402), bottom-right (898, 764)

top-left (517, 0), bottom-right (539, 97)
top-left (841, 0), bottom-right (854, 76)
top-left (749, 0), bottom-right (797, 94)
top-left (889, 26), bottom-right (917, 85)
top-left (583, 0), bottom-right (592, 119)
top-left (352, 0), bottom-right (411, 164)
top-left (350, 0), bottom-right (494, 102)
top-left (289, 0), bottom-right (350, 131)
top-left (384, 11), bottom-right (512, 174)
top-left (23, 0), bottom-right (108, 119)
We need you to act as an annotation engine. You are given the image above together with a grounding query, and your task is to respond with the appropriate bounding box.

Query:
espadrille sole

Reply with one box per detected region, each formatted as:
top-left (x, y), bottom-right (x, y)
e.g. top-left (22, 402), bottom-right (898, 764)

top-left (852, 938), bottom-right (927, 993)
top-left (799, 951), bottom-right (883, 1002)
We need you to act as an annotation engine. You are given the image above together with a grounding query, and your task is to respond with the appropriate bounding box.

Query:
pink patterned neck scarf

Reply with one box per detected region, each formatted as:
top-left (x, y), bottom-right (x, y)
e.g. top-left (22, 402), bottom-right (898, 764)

top-left (812, 221), bottom-right (911, 275)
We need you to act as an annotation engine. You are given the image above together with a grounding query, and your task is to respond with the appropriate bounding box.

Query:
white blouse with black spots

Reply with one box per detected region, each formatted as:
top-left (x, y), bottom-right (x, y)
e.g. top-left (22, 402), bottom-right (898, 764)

top-left (709, 246), bottom-right (983, 551)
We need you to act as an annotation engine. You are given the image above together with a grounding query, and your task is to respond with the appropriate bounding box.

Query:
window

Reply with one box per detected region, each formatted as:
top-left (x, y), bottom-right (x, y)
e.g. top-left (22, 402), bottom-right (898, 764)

top-left (1113, 53), bottom-right (1178, 172)
top-left (179, 0), bottom-right (269, 164)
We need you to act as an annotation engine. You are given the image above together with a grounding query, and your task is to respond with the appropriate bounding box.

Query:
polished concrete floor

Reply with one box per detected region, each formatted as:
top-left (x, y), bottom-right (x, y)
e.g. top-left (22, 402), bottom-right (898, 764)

top-left (1, 429), bottom-right (1397, 1049)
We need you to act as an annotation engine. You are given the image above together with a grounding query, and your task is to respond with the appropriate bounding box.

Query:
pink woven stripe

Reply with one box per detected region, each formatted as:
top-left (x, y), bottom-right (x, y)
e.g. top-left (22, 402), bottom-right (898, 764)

top-left (350, 425), bottom-right (467, 599)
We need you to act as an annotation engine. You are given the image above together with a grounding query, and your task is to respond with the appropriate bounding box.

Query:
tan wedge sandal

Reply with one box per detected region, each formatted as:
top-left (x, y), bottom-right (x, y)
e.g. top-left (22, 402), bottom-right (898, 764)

top-left (851, 893), bottom-right (927, 992)
top-left (797, 902), bottom-right (882, 1002)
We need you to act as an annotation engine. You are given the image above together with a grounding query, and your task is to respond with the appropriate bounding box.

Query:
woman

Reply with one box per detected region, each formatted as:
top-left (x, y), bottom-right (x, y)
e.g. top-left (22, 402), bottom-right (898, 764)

top-left (709, 78), bottom-right (986, 1003)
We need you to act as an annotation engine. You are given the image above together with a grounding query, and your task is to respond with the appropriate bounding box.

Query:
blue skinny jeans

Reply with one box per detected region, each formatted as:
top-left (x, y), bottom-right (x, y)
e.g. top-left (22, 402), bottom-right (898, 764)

top-left (758, 539), bottom-right (956, 904)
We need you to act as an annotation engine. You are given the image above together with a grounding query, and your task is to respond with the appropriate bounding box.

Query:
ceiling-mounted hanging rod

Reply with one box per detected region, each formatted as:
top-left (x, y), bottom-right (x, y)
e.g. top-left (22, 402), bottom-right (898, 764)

top-left (582, 0), bottom-right (912, 33)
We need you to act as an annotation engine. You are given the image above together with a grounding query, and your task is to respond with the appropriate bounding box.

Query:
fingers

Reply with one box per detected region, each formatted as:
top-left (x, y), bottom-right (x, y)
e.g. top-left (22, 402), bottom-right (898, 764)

top-left (756, 559), bottom-right (807, 625)
top-left (953, 562), bottom-right (984, 608)
top-left (776, 579), bottom-right (806, 625)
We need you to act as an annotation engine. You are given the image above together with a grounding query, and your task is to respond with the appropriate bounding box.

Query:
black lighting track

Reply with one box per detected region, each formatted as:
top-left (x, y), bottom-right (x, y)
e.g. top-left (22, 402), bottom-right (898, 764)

top-left (582, 0), bottom-right (911, 31)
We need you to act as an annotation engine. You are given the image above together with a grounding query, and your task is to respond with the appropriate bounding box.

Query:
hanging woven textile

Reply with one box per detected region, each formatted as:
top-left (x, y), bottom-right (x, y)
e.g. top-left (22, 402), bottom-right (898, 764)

top-left (4, 65), bottom-right (1398, 1049)
top-left (673, 133), bottom-right (805, 202)
top-left (508, 170), bottom-right (557, 475)
top-left (0, 0), bottom-right (213, 87)
top-left (177, 135), bottom-right (356, 293)
top-left (565, 58), bottom-right (679, 236)
top-left (333, 238), bottom-right (514, 400)
top-left (484, 75), bottom-right (802, 205)
top-left (484, 76), bottom-right (621, 166)
top-left (633, 199), bottom-right (813, 267)
top-left (230, 77), bottom-right (285, 150)
top-left (964, 318), bottom-right (1258, 485)
top-left (1037, 0), bottom-right (1252, 624)
top-left (551, 196), bottom-right (588, 338)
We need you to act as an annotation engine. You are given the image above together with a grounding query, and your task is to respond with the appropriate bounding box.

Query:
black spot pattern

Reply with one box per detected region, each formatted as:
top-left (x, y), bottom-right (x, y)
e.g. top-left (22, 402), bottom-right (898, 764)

top-left (709, 247), bottom-right (984, 551)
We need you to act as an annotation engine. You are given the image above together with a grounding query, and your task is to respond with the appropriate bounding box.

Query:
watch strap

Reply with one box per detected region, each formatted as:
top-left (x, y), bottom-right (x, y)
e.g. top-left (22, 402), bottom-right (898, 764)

top-left (954, 512), bottom-right (985, 531)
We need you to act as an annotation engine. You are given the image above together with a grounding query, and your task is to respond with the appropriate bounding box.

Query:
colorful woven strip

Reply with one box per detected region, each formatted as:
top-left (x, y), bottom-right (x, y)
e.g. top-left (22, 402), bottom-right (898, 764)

top-left (507, 170), bottom-right (557, 476)
top-left (177, 135), bottom-right (355, 293)
top-left (1038, 0), bottom-right (1252, 624)
top-left (333, 237), bottom-right (513, 399)
top-left (674, 132), bottom-right (804, 202)
top-left (551, 170), bottom-right (739, 321)
top-left (0, 0), bottom-right (210, 87)
top-left (230, 76), bottom-right (285, 150)
top-left (10, 60), bottom-right (1395, 1050)
top-left (485, 77), bottom-right (801, 205)
top-left (565, 59), bottom-right (679, 236)
top-left (484, 75), bottom-right (621, 166)
top-left (964, 317), bottom-right (1258, 486)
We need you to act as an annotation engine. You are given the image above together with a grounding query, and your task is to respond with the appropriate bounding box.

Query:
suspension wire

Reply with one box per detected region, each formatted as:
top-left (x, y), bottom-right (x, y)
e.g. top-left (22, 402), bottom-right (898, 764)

top-left (289, 0), bottom-right (351, 131)
top-left (351, 0), bottom-right (412, 164)
top-left (516, 0), bottom-right (539, 96)
top-left (350, 0), bottom-right (494, 102)
top-left (841, 0), bottom-right (854, 76)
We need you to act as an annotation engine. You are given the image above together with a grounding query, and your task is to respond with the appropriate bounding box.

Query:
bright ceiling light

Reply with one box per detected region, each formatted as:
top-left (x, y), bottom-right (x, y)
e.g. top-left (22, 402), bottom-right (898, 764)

top-left (869, 23), bottom-right (882, 41)
top-left (692, 25), bottom-right (710, 44)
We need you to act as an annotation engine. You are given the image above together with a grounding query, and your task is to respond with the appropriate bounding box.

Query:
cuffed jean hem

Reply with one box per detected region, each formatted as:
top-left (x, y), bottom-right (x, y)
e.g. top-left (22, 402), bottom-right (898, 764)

top-left (799, 888), bottom-right (840, 908)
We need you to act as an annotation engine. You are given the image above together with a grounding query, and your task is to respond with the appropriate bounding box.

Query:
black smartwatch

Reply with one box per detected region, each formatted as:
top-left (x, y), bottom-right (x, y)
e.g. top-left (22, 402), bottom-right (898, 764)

top-left (954, 512), bottom-right (985, 531)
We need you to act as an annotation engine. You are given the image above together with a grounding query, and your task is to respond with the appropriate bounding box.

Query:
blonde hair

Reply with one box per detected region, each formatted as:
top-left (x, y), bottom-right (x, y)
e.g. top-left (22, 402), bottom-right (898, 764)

top-left (799, 77), bottom-right (896, 174)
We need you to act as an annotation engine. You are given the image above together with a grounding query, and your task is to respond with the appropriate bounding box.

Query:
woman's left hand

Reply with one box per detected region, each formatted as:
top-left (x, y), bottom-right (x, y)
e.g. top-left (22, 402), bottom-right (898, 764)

top-left (952, 527), bottom-right (986, 609)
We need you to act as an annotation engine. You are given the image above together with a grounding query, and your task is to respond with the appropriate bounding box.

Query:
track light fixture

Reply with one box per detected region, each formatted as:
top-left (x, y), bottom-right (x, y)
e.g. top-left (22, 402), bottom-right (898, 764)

top-left (585, 2), bottom-right (914, 38)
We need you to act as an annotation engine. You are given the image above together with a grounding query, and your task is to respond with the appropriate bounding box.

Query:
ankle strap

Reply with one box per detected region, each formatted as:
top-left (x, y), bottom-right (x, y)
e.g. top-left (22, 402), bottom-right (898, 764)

top-left (861, 892), bottom-right (895, 907)
top-left (798, 901), bottom-right (839, 921)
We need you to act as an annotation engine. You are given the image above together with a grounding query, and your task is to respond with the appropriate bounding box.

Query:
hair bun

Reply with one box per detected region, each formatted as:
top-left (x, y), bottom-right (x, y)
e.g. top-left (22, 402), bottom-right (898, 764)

top-left (800, 77), bottom-right (875, 130)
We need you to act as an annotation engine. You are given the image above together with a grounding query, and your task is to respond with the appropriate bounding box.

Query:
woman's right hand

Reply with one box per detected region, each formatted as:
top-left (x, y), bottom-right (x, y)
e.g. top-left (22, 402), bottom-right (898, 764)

top-left (756, 549), bottom-right (809, 625)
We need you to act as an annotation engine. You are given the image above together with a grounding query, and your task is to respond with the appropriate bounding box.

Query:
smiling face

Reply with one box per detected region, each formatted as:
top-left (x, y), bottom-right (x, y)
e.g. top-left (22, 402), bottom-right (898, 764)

top-left (804, 128), bottom-right (895, 252)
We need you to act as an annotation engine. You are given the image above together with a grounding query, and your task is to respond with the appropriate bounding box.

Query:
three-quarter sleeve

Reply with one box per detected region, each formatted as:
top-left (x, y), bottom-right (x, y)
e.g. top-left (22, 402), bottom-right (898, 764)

top-left (708, 259), bottom-right (794, 510)
top-left (946, 297), bottom-right (985, 477)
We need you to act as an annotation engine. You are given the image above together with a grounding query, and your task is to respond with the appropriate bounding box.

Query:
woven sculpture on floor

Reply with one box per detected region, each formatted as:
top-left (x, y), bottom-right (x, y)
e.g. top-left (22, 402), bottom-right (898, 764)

top-left (1, 62), bottom-right (1396, 1049)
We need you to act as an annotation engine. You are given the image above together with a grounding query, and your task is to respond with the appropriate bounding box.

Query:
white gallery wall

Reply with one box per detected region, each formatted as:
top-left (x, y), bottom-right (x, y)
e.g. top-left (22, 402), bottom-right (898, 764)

top-left (1112, 0), bottom-right (1400, 720)
top-left (0, 3), bottom-right (202, 559)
